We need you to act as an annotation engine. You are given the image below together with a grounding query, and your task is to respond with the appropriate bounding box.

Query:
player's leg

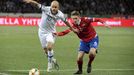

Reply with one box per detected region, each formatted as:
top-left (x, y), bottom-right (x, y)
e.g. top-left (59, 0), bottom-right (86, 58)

top-left (38, 31), bottom-right (55, 72)
top-left (39, 40), bottom-right (54, 71)
top-left (43, 48), bottom-right (48, 55)
top-left (74, 51), bottom-right (85, 74)
top-left (46, 43), bottom-right (54, 72)
top-left (87, 36), bottom-right (99, 73)
top-left (87, 48), bottom-right (97, 73)
top-left (88, 48), bottom-right (96, 65)
top-left (47, 42), bottom-right (54, 63)
top-left (38, 29), bottom-right (48, 55)
top-left (42, 47), bottom-right (54, 72)
top-left (46, 33), bottom-right (59, 72)
top-left (74, 40), bottom-right (88, 74)
top-left (47, 42), bottom-right (59, 71)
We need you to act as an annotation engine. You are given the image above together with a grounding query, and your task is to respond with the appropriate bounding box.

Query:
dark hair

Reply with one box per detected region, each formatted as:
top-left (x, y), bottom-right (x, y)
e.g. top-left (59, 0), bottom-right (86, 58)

top-left (71, 11), bottom-right (80, 16)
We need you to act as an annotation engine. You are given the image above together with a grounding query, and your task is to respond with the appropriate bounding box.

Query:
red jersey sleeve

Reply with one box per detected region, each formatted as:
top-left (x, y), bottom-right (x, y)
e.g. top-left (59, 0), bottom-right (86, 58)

top-left (84, 17), bottom-right (104, 24)
top-left (92, 18), bottom-right (104, 23)
top-left (83, 17), bottom-right (91, 23)
top-left (56, 29), bottom-right (71, 36)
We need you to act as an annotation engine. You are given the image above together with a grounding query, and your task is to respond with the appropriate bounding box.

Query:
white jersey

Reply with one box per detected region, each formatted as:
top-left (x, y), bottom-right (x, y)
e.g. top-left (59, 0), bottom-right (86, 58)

top-left (38, 4), bottom-right (65, 33)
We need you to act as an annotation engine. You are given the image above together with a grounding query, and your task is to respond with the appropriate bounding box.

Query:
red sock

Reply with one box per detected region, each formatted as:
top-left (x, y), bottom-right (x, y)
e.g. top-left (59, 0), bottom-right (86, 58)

top-left (88, 54), bottom-right (95, 65)
top-left (77, 60), bottom-right (83, 71)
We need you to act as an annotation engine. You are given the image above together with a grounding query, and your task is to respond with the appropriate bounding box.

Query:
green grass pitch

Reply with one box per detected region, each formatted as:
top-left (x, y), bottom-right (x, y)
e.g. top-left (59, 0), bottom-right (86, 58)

top-left (0, 26), bottom-right (134, 75)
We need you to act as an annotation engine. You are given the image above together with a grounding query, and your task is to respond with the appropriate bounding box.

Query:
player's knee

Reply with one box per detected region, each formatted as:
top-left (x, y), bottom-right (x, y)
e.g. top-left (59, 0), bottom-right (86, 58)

top-left (89, 53), bottom-right (95, 58)
top-left (46, 42), bottom-right (53, 51)
top-left (89, 48), bottom-right (96, 56)
top-left (47, 45), bottom-right (53, 51)
top-left (44, 48), bottom-right (47, 50)
top-left (77, 56), bottom-right (83, 61)
top-left (47, 46), bottom-right (52, 51)
top-left (43, 48), bottom-right (48, 54)
top-left (90, 52), bottom-right (96, 56)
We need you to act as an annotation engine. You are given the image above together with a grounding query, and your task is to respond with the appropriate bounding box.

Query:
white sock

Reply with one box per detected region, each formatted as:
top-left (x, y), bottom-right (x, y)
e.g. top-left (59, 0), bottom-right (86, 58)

top-left (47, 50), bottom-right (54, 63)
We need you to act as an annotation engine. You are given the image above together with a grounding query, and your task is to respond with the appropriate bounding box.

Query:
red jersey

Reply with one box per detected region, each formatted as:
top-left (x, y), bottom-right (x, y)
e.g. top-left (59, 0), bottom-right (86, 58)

top-left (57, 17), bottom-right (104, 42)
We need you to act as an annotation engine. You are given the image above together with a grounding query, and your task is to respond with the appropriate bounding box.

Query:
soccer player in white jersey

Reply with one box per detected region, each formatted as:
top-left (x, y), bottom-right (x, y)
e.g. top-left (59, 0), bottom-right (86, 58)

top-left (23, 0), bottom-right (73, 72)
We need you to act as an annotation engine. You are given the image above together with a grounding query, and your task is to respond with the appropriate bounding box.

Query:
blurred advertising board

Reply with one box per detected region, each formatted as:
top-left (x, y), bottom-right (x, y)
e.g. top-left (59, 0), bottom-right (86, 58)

top-left (0, 17), bottom-right (134, 27)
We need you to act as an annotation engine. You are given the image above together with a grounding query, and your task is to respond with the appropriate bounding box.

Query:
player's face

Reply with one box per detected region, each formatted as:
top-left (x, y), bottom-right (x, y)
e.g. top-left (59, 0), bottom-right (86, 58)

top-left (51, 2), bottom-right (59, 15)
top-left (71, 15), bottom-right (80, 25)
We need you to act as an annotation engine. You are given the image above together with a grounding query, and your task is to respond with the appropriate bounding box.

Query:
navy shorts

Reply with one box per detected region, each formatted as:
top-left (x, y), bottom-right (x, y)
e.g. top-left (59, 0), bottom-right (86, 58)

top-left (79, 36), bottom-right (99, 53)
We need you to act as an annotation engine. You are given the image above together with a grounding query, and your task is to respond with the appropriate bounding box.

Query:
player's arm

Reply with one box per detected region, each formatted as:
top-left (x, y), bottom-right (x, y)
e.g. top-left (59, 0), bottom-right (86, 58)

top-left (63, 21), bottom-right (79, 33)
top-left (60, 19), bottom-right (74, 31)
top-left (91, 18), bottom-right (104, 23)
top-left (103, 22), bottom-right (111, 29)
top-left (54, 29), bottom-right (71, 36)
top-left (92, 18), bottom-right (111, 29)
top-left (23, 0), bottom-right (41, 8)
top-left (59, 13), bottom-right (79, 34)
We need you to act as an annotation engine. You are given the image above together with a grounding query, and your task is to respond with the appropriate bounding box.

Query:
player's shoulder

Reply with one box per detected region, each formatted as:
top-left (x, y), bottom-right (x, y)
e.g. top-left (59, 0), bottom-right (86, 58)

top-left (41, 5), bottom-right (51, 12)
top-left (57, 10), bottom-right (64, 16)
top-left (55, 10), bottom-right (64, 19)
top-left (81, 17), bottom-right (93, 20)
top-left (81, 17), bottom-right (93, 22)
top-left (80, 17), bottom-right (94, 24)
top-left (45, 6), bottom-right (51, 11)
top-left (46, 6), bottom-right (51, 9)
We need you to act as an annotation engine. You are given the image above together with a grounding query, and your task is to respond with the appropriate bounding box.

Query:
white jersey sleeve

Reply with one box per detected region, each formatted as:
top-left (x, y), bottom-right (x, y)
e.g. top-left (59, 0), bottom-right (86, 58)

top-left (38, 4), bottom-right (49, 12)
top-left (55, 11), bottom-right (66, 22)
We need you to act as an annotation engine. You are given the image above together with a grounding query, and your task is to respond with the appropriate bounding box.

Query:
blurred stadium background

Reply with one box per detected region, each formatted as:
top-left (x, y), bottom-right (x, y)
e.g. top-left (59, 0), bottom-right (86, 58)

top-left (0, 0), bottom-right (134, 17)
top-left (0, 0), bottom-right (134, 75)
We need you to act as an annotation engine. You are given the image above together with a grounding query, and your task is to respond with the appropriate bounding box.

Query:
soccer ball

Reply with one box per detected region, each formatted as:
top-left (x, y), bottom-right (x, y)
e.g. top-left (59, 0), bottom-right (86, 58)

top-left (29, 68), bottom-right (40, 75)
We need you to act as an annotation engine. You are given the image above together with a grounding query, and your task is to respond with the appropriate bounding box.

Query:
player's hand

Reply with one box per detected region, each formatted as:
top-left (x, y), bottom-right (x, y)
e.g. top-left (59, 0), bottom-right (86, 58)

top-left (106, 25), bottom-right (112, 29)
top-left (53, 33), bottom-right (58, 36)
top-left (53, 33), bottom-right (61, 37)
top-left (72, 28), bottom-right (79, 34)
top-left (104, 22), bottom-right (112, 29)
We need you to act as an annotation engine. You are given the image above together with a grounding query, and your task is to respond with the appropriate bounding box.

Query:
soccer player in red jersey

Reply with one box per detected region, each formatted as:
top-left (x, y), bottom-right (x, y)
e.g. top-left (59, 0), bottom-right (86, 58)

top-left (55, 11), bottom-right (111, 74)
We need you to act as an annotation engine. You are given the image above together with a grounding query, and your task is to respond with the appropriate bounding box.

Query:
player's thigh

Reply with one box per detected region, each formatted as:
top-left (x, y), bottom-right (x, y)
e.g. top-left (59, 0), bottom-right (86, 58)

top-left (77, 51), bottom-right (85, 60)
top-left (79, 40), bottom-right (90, 53)
top-left (89, 48), bottom-right (96, 55)
top-left (46, 33), bottom-right (55, 48)
top-left (46, 33), bottom-right (55, 43)
top-left (38, 32), bottom-right (47, 48)
top-left (89, 36), bottom-right (99, 55)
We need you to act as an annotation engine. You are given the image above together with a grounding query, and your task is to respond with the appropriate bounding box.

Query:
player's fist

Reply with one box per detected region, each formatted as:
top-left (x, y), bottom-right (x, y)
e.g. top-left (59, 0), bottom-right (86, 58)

top-left (72, 28), bottom-right (79, 34)
top-left (104, 22), bottom-right (111, 29)
top-left (53, 33), bottom-right (58, 36)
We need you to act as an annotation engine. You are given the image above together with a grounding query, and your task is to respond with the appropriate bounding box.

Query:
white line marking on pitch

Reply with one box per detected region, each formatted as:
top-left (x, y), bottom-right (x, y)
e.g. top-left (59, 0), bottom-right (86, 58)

top-left (0, 72), bottom-right (10, 75)
top-left (4, 69), bottom-right (134, 72)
